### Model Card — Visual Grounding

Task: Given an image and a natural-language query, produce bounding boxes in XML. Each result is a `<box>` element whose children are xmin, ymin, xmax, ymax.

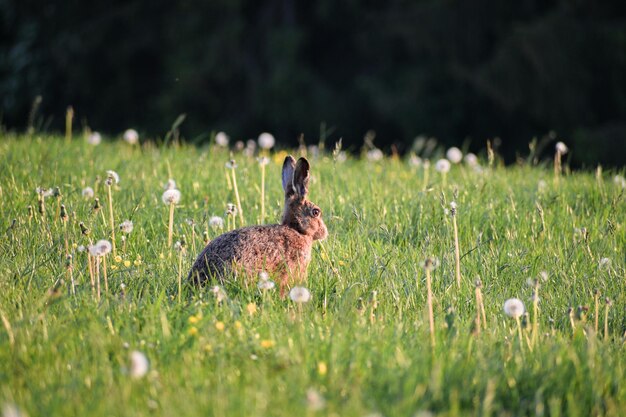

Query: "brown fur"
<box><xmin>188</xmin><ymin>156</ymin><xmax>327</xmax><ymax>295</ymax></box>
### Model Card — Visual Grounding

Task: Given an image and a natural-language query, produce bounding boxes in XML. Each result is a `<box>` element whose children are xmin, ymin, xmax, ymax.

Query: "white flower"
<box><xmin>613</xmin><ymin>175</ymin><xmax>626</xmax><ymax>188</ymax></box>
<box><xmin>164</xmin><ymin>178</ymin><xmax>176</xmax><ymax>190</ymax></box>
<box><xmin>366</xmin><ymin>148</ymin><xmax>384</xmax><ymax>162</ymax></box>
<box><xmin>174</xmin><ymin>241</ymin><xmax>184</xmax><ymax>252</ymax></box>
<box><xmin>225</xmin><ymin>160</ymin><xmax>238</xmax><ymax>169</ymax></box>
<box><xmin>539</xmin><ymin>271</ymin><xmax>549</xmax><ymax>282</ymax></box>
<box><xmin>225</xmin><ymin>203</ymin><xmax>237</xmax><ymax>217</ymax></box>
<box><xmin>215</xmin><ymin>131</ymin><xmax>230</xmax><ymax>147</ymax></box>
<box><xmin>89</xmin><ymin>240</ymin><xmax>112</xmax><ymax>257</ymax></box>
<box><xmin>555</xmin><ymin>141</ymin><xmax>568</xmax><ymax>154</ymax></box>
<box><xmin>258</xmin><ymin>280</ymin><xmax>275</xmax><ymax>290</ymax></box>
<box><xmin>129</xmin><ymin>350</ymin><xmax>149</xmax><ymax>379</ymax></box>
<box><xmin>464</xmin><ymin>153</ymin><xmax>478</xmax><ymax>167</ymax></box>
<box><xmin>77</xmin><ymin>245</ymin><xmax>86</xmax><ymax>252</ymax></box>
<box><xmin>289</xmin><ymin>286</ymin><xmax>311</xmax><ymax>303</ymax></box>
<box><xmin>36</xmin><ymin>187</ymin><xmax>54</xmax><ymax>198</ymax></box>
<box><xmin>409</xmin><ymin>155</ymin><xmax>422</xmax><ymax>167</ymax></box>
<box><xmin>106</xmin><ymin>170</ymin><xmax>120</xmax><ymax>185</ymax></box>
<box><xmin>211</xmin><ymin>286</ymin><xmax>227</xmax><ymax>303</ymax></box>
<box><xmin>209</xmin><ymin>216</ymin><xmax>224</xmax><ymax>229</ymax></box>
<box><xmin>259</xmin><ymin>271</ymin><xmax>270</xmax><ymax>281</ymax></box>
<box><xmin>87</xmin><ymin>132</ymin><xmax>101</xmax><ymax>145</ymax></box>
<box><xmin>123</xmin><ymin>129</ymin><xmax>139</xmax><ymax>145</ymax></box>
<box><xmin>446</xmin><ymin>147</ymin><xmax>463</xmax><ymax>164</ymax></box>
<box><xmin>537</xmin><ymin>180</ymin><xmax>547</xmax><ymax>192</ymax></box>
<box><xmin>503</xmin><ymin>298</ymin><xmax>525</xmax><ymax>319</ymax></box>
<box><xmin>257</xmin><ymin>156</ymin><xmax>270</xmax><ymax>166</ymax></box>
<box><xmin>119</xmin><ymin>220</ymin><xmax>133</xmax><ymax>234</ymax></box>
<box><xmin>162</xmin><ymin>189</ymin><xmax>181</xmax><ymax>205</ymax></box>
<box><xmin>434</xmin><ymin>158</ymin><xmax>451</xmax><ymax>173</ymax></box>
<box><xmin>599</xmin><ymin>257</ymin><xmax>611</xmax><ymax>268</ymax></box>
<box><xmin>82</xmin><ymin>187</ymin><xmax>95</xmax><ymax>199</ymax></box>
<box><xmin>258</xmin><ymin>132</ymin><xmax>275</xmax><ymax>149</ymax></box>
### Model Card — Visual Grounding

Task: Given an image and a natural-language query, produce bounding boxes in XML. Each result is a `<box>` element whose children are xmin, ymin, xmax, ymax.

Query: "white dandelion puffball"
<box><xmin>259</xmin><ymin>271</ymin><xmax>270</xmax><ymax>281</ymax></box>
<box><xmin>129</xmin><ymin>350</ymin><xmax>149</xmax><ymax>379</ymax></box>
<box><xmin>446</xmin><ymin>147</ymin><xmax>463</xmax><ymax>164</ymax></box>
<box><xmin>289</xmin><ymin>286</ymin><xmax>311</xmax><ymax>303</ymax></box>
<box><xmin>409</xmin><ymin>155</ymin><xmax>422</xmax><ymax>167</ymax></box>
<box><xmin>119</xmin><ymin>220</ymin><xmax>133</xmax><ymax>234</ymax></box>
<box><xmin>164</xmin><ymin>178</ymin><xmax>177</xmax><ymax>190</ymax></box>
<box><xmin>211</xmin><ymin>286</ymin><xmax>227</xmax><ymax>303</ymax></box>
<box><xmin>87</xmin><ymin>132</ymin><xmax>101</xmax><ymax>145</ymax></box>
<box><xmin>225</xmin><ymin>160</ymin><xmax>238</xmax><ymax>169</ymax></box>
<box><xmin>599</xmin><ymin>257</ymin><xmax>611</xmax><ymax>268</ymax></box>
<box><xmin>464</xmin><ymin>153</ymin><xmax>478</xmax><ymax>167</ymax></box>
<box><xmin>208</xmin><ymin>216</ymin><xmax>224</xmax><ymax>229</ymax></box>
<box><xmin>89</xmin><ymin>240</ymin><xmax>112</xmax><ymax>257</ymax></box>
<box><xmin>435</xmin><ymin>158</ymin><xmax>451</xmax><ymax>173</ymax></box>
<box><xmin>366</xmin><ymin>148</ymin><xmax>384</xmax><ymax>162</ymax></box>
<box><xmin>258</xmin><ymin>279</ymin><xmax>275</xmax><ymax>290</ymax></box>
<box><xmin>257</xmin><ymin>156</ymin><xmax>270</xmax><ymax>166</ymax></box>
<box><xmin>306</xmin><ymin>388</ymin><xmax>326</xmax><ymax>411</ymax></box>
<box><xmin>613</xmin><ymin>175</ymin><xmax>626</xmax><ymax>188</ymax></box>
<box><xmin>123</xmin><ymin>129</ymin><xmax>139</xmax><ymax>145</ymax></box>
<box><xmin>106</xmin><ymin>170</ymin><xmax>120</xmax><ymax>185</ymax></box>
<box><xmin>215</xmin><ymin>131</ymin><xmax>230</xmax><ymax>147</ymax></box>
<box><xmin>503</xmin><ymin>298</ymin><xmax>525</xmax><ymax>319</ymax></box>
<box><xmin>555</xmin><ymin>141</ymin><xmax>568</xmax><ymax>154</ymax></box>
<box><xmin>258</xmin><ymin>132</ymin><xmax>275</xmax><ymax>150</ymax></box>
<box><xmin>162</xmin><ymin>189</ymin><xmax>181</xmax><ymax>205</ymax></box>
<box><xmin>82</xmin><ymin>187</ymin><xmax>94</xmax><ymax>199</ymax></box>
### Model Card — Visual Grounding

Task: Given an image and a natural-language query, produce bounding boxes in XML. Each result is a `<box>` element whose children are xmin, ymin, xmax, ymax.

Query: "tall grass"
<box><xmin>0</xmin><ymin>134</ymin><xmax>624</xmax><ymax>417</ymax></box>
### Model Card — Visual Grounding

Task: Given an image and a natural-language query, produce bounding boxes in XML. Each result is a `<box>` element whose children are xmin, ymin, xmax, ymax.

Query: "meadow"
<box><xmin>0</xmin><ymin>133</ymin><xmax>624</xmax><ymax>417</ymax></box>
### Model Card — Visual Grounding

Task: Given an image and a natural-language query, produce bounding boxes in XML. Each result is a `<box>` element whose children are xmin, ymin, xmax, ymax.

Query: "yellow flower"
<box><xmin>215</xmin><ymin>321</ymin><xmax>225</xmax><ymax>331</ymax></box>
<box><xmin>159</xmin><ymin>253</ymin><xmax>165</xmax><ymax>259</ymax></box>
<box><xmin>246</xmin><ymin>303</ymin><xmax>257</xmax><ymax>316</ymax></box>
<box><xmin>133</xmin><ymin>259</ymin><xmax>142</xmax><ymax>267</ymax></box>
<box><xmin>234</xmin><ymin>321</ymin><xmax>242</xmax><ymax>329</ymax></box>
<box><xmin>318</xmin><ymin>361</ymin><xmax>328</xmax><ymax>376</ymax></box>
<box><xmin>188</xmin><ymin>315</ymin><xmax>200</xmax><ymax>324</ymax></box>
<box><xmin>114</xmin><ymin>255</ymin><xmax>122</xmax><ymax>263</ymax></box>
<box><xmin>260</xmin><ymin>340</ymin><xmax>274</xmax><ymax>348</ymax></box>
<box><xmin>136</xmin><ymin>254</ymin><xmax>142</xmax><ymax>260</ymax></box>
<box><xmin>203</xmin><ymin>344</ymin><xmax>212</xmax><ymax>352</ymax></box>
<box><xmin>124</xmin><ymin>260</ymin><xmax>131</xmax><ymax>267</ymax></box>
<box><xmin>72</xmin><ymin>243</ymin><xmax>78</xmax><ymax>249</ymax></box>
<box><xmin>188</xmin><ymin>326</ymin><xmax>198</xmax><ymax>336</ymax></box>
<box><xmin>110</xmin><ymin>264</ymin><xmax>118</xmax><ymax>270</ymax></box>
<box><xmin>273</xmin><ymin>150</ymin><xmax>289</xmax><ymax>164</ymax></box>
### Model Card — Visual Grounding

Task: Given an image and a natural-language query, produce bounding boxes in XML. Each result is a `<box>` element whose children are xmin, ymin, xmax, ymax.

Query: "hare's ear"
<box><xmin>293</xmin><ymin>157</ymin><xmax>310</xmax><ymax>198</ymax></box>
<box><xmin>282</xmin><ymin>155</ymin><xmax>297</xmax><ymax>197</ymax></box>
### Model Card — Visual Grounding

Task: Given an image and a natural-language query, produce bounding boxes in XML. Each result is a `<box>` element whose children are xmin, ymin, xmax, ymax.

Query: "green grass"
<box><xmin>0</xmin><ymin>134</ymin><xmax>625</xmax><ymax>417</ymax></box>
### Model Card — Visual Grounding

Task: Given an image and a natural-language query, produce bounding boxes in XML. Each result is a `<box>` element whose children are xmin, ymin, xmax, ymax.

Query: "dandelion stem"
<box><xmin>532</xmin><ymin>284</ymin><xmax>539</xmax><ymax>346</ymax></box>
<box><xmin>426</xmin><ymin>267</ymin><xmax>435</xmax><ymax>348</ymax></box>
<box><xmin>231</xmin><ymin>167</ymin><xmax>245</xmax><ymax>225</ymax></box>
<box><xmin>95</xmin><ymin>257</ymin><xmax>101</xmax><ymax>302</ymax></box>
<box><xmin>604</xmin><ymin>300</ymin><xmax>610</xmax><ymax>341</ymax></box>
<box><xmin>107</xmin><ymin>185</ymin><xmax>116</xmax><ymax>256</ymax></box>
<box><xmin>177</xmin><ymin>249</ymin><xmax>183</xmax><ymax>303</ymax></box>
<box><xmin>515</xmin><ymin>316</ymin><xmax>524</xmax><ymax>352</ymax></box>
<box><xmin>88</xmin><ymin>253</ymin><xmax>95</xmax><ymax>297</ymax></box>
<box><xmin>594</xmin><ymin>291</ymin><xmax>599</xmax><ymax>334</ymax></box>
<box><xmin>452</xmin><ymin>215</ymin><xmax>462</xmax><ymax>289</ymax></box>
<box><xmin>168</xmin><ymin>202</ymin><xmax>175</xmax><ymax>248</ymax></box>
<box><xmin>474</xmin><ymin>286</ymin><xmax>481</xmax><ymax>334</ymax></box>
<box><xmin>102</xmin><ymin>255</ymin><xmax>109</xmax><ymax>295</ymax></box>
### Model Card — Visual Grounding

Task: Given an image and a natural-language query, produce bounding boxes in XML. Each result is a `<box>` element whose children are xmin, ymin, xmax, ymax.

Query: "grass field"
<box><xmin>0</xmin><ymin>134</ymin><xmax>624</xmax><ymax>417</ymax></box>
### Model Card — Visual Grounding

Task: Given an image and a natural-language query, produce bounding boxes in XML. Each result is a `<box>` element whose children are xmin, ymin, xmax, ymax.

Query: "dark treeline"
<box><xmin>1</xmin><ymin>0</ymin><xmax>626</xmax><ymax>166</ymax></box>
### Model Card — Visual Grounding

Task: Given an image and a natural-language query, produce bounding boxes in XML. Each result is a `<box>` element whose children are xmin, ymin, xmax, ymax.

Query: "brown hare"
<box><xmin>188</xmin><ymin>155</ymin><xmax>327</xmax><ymax>295</ymax></box>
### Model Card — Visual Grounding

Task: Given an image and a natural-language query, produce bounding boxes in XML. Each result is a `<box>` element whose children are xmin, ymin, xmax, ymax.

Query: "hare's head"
<box><xmin>281</xmin><ymin>156</ymin><xmax>328</xmax><ymax>241</ymax></box>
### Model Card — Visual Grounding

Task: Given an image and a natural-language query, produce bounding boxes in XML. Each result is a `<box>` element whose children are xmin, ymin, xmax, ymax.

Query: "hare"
<box><xmin>188</xmin><ymin>155</ymin><xmax>328</xmax><ymax>295</ymax></box>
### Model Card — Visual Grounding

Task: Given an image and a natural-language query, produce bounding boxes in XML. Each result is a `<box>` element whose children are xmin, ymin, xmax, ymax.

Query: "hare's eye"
<box><xmin>311</xmin><ymin>208</ymin><xmax>321</xmax><ymax>217</ymax></box>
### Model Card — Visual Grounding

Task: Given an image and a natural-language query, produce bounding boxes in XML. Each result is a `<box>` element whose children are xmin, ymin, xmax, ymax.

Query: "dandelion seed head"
<box><xmin>119</xmin><ymin>220</ymin><xmax>133</xmax><ymax>234</ymax></box>
<box><xmin>82</xmin><ymin>187</ymin><xmax>94</xmax><ymax>199</ymax></box>
<box><xmin>408</xmin><ymin>155</ymin><xmax>422</xmax><ymax>167</ymax></box>
<box><xmin>366</xmin><ymin>148</ymin><xmax>384</xmax><ymax>162</ymax></box>
<box><xmin>129</xmin><ymin>350</ymin><xmax>149</xmax><ymax>379</ymax></box>
<box><xmin>613</xmin><ymin>175</ymin><xmax>626</xmax><ymax>188</ymax></box>
<box><xmin>258</xmin><ymin>132</ymin><xmax>275</xmax><ymax>149</ymax></box>
<box><xmin>435</xmin><ymin>158</ymin><xmax>451</xmax><ymax>173</ymax></box>
<box><xmin>423</xmin><ymin>257</ymin><xmax>439</xmax><ymax>271</ymax></box>
<box><xmin>89</xmin><ymin>239</ymin><xmax>112</xmax><ymax>257</ymax></box>
<box><xmin>225</xmin><ymin>160</ymin><xmax>238</xmax><ymax>169</ymax></box>
<box><xmin>123</xmin><ymin>129</ymin><xmax>139</xmax><ymax>145</ymax></box>
<box><xmin>289</xmin><ymin>286</ymin><xmax>311</xmax><ymax>303</ymax></box>
<box><xmin>162</xmin><ymin>189</ymin><xmax>181</xmax><ymax>205</ymax></box>
<box><xmin>211</xmin><ymin>286</ymin><xmax>227</xmax><ymax>303</ymax></box>
<box><xmin>464</xmin><ymin>153</ymin><xmax>478</xmax><ymax>167</ymax></box>
<box><xmin>87</xmin><ymin>132</ymin><xmax>101</xmax><ymax>145</ymax></box>
<box><xmin>106</xmin><ymin>170</ymin><xmax>120</xmax><ymax>185</ymax></box>
<box><xmin>208</xmin><ymin>216</ymin><xmax>224</xmax><ymax>229</ymax></box>
<box><xmin>446</xmin><ymin>147</ymin><xmax>463</xmax><ymax>164</ymax></box>
<box><xmin>555</xmin><ymin>141</ymin><xmax>568</xmax><ymax>154</ymax></box>
<box><xmin>306</xmin><ymin>388</ymin><xmax>326</xmax><ymax>411</ymax></box>
<box><xmin>258</xmin><ymin>279</ymin><xmax>275</xmax><ymax>291</ymax></box>
<box><xmin>225</xmin><ymin>203</ymin><xmax>237</xmax><ymax>217</ymax></box>
<box><xmin>599</xmin><ymin>257</ymin><xmax>611</xmax><ymax>268</ymax></box>
<box><xmin>164</xmin><ymin>178</ymin><xmax>177</xmax><ymax>190</ymax></box>
<box><xmin>257</xmin><ymin>156</ymin><xmax>270</xmax><ymax>166</ymax></box>
<box><xmin>215</xmin><ymin>131</ymin><xmax>229</xmax><ymax>147</ymax></box>
<box><xmin>503</xmin><ymin>298</ymin><xmax>525</xmax><ymax>319</ymax></box>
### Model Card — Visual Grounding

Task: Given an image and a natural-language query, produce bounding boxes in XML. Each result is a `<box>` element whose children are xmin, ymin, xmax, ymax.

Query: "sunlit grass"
<box><xmin>0</xmin><ymin>133</ymin><xmax>624</xmax><ymax>416</ymax></box>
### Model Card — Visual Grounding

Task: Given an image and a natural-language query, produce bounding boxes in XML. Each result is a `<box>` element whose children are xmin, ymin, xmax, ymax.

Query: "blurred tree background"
<box><xmin>1</xmin><ymin>0</ymin><xmax>625</xmax><ymax>166</ymax></box>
